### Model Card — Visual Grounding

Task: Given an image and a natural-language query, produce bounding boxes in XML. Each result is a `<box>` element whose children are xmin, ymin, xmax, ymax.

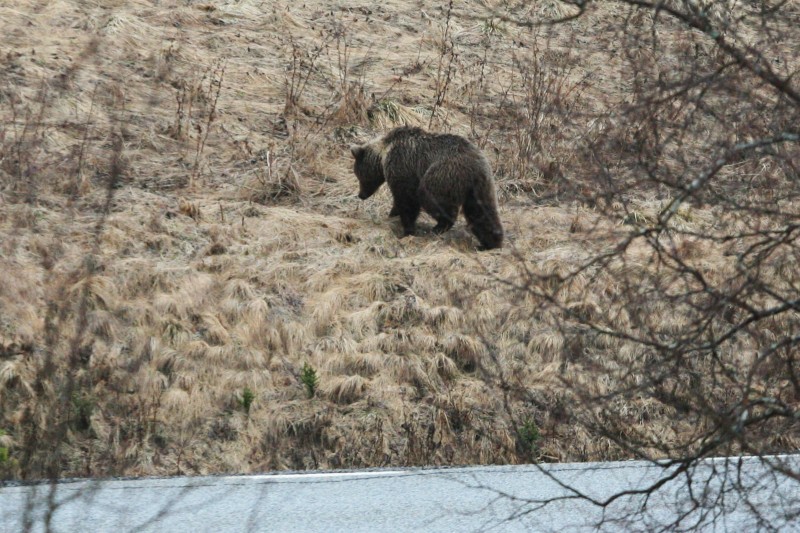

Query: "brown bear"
<box><xmin>350</xmin><ymin>126</ymin><xmax>504</xmax><ymax>250</ymax></box>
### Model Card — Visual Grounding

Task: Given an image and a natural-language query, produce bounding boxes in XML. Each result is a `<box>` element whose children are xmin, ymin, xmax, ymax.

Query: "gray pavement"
<box><xmin>1</xmin><ymin>455</ymin><xmax>798</xmax><ymax>532</ymax></box>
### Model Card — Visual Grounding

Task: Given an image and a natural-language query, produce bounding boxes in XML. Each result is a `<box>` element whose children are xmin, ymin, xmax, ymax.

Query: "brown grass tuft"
<box><xmin>322</xmin><ymin>375</ymin><xmax>368</xmax><ymax>404</ymax></box>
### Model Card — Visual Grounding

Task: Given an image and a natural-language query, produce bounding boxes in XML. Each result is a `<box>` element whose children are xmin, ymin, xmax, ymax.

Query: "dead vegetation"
<box><xmin>0</xmin><ymin>0</ymin><xmax>798</xmax><ymax>483</ymax></box>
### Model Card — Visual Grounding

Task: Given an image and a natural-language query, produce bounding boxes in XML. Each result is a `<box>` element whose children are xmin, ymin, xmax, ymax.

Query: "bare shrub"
<box><xmin>480</xmin><ymin>1</ymin><xmax>800</xmax><ymax>529</ymax></box>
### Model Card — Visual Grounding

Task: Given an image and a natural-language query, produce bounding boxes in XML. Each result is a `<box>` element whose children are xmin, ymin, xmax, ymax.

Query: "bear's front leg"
<box><xmin>397</xmin><ymin>200</ymin><xmax>421</xmax><ymax>237</ymax></box>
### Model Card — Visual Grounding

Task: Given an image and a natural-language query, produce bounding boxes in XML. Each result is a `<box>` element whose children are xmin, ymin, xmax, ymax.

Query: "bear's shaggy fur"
<box><xmin>350</xmin><ymin>126</ymin><xmax>504</xmax><ymax>250</ymax></box>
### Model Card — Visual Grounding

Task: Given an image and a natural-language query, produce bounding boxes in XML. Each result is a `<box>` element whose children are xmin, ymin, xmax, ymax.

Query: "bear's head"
<box><xmin>350</xmin><ymin>143</ymin><xmax>385</xmax><ymax>200</ymax></box>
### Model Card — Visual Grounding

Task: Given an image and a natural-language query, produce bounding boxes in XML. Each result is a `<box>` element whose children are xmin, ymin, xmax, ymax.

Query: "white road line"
<box><xmin>238</xmin><ymin>470</ymin><xmax>407</xmax><ymax>482</ymax></box>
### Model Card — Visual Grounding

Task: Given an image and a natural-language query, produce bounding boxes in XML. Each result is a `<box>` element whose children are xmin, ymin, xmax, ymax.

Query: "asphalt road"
<box><xmin>2</xmin><ymin>455</ymin><xmax>798</xmax><ymax>532</ymax></box>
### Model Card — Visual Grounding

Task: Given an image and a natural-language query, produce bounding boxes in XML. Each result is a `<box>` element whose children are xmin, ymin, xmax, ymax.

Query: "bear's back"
<box><xmin>383</xmin><ymin>127</ymin><xmax>482</xmax><ymax>168</ymax></box>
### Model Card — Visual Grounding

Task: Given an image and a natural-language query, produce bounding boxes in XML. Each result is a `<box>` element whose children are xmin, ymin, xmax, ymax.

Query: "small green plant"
<box><xmin>239</xmin><ymin>387</ymin><xmax>255</xmax><ymax>414</ymax></box>
<box><xmin>71</xmin><ymin>392</ymin><xmax>95</xmax><ymax>432</ymax></box>
<box><xmin>0</xmin><ymin>429</ymin><xmax>8</xmax><ymax>464</ymax></box>
<box><xmin>517</xmin><ymin>418</ymin><xmax>541</xmax><ymax>457</ymax></box>
<box><xmin>300</xmin><ymin>362</ymin><xmax>319</xmax><ymax>399</ymax></box>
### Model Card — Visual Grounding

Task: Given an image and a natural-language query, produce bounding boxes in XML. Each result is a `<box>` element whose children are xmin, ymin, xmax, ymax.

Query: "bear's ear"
<box><xmin>350</xmin><ymin>144</ymin><xmax>365</xmax><ymax>159</ymax></box>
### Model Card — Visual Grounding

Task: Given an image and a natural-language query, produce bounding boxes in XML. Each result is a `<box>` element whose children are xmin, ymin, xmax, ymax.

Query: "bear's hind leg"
<box><xmin>431</xmin><ymin>219</ymin><xmax>455</xmax><ymax>234</ymax></box>
<box><xmin>419</xmin><ymin>183</ymin><xmax>459</xmax><ymax>235</ymax></box>
<box><xmin>431</xmin><ymin>210</ymin><xmax>457</xmax><ymax>234</ymax></box>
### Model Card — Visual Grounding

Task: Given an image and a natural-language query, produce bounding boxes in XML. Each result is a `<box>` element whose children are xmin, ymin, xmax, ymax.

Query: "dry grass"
<box><xmin>1</xmin><ymin>0</ymin><xmax>798</xmax><ymax>478</ymax></box>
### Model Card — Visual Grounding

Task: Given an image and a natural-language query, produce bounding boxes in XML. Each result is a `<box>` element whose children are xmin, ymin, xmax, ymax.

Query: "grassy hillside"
<box><xmin>1</xmin><ymin>1</ymin><xmax>798</xmax><ymax>478</ymax></box>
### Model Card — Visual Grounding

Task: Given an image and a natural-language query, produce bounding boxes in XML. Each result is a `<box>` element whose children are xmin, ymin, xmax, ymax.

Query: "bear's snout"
<box><xmin>358</xmin><ymin>192</ymin><xmax>367</xmax><ymax>200</ymax></box>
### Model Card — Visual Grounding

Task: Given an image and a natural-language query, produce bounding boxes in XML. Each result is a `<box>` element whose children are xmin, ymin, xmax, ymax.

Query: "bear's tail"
<box><xmin>463</xmin><ymin>175</ymin><xmax>504</xmax><ymax>250</ymax></box>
